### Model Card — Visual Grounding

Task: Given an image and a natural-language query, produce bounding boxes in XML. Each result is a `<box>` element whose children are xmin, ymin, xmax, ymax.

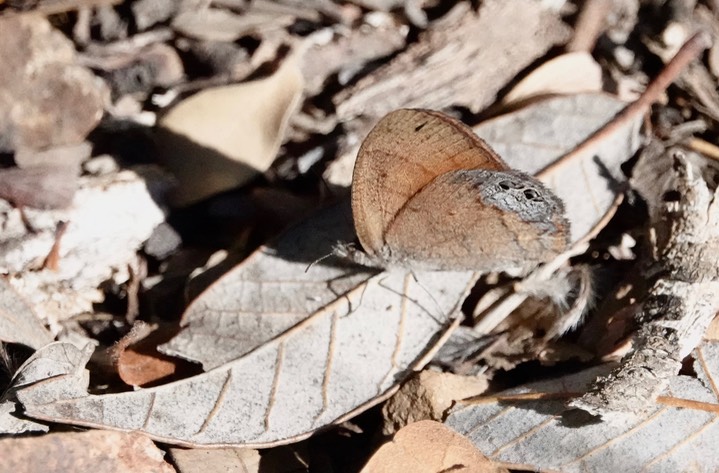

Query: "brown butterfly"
<box><xmin>341</xmin><ymin>109</ymin><xmax>569</xmax><ymax>273</ymax></box>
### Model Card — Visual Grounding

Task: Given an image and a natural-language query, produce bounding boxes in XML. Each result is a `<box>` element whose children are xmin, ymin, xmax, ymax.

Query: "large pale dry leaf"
<box><xmin>445</xmin><ymin>340</ymin><xmax>719</xmax><ymax>473</ymax></box>
<box><xmin>0</xmin><ymin>278</ymin><xmax>53</xmax><ymax>349</ymax></box>
<box><xmin>161</xmin><ymin>201</ymin><xmax>373</xmax><ymax>370</ymax></box>
<box><xmin>360</xmin><ymin>420</ymin><xmax>506</xmax><ymax>473</ymax></box>
<box><xmin>0</xmin><ymin>429</ymin><xmax>174</xmax><ymax>473</ymax></box>
<box><xmin>474</xmin><ymin>93</ymin><xmax>643</xmax><ymax>241</ymax></box>
<box><xmin>157</xmin><ymin>57</ymin><xmax>303</xmax><ymax>206</ymax></box>
<box><xmin>17</xmin><ymin>203</ymin><xmax>478</xmax><ymax>447</ymax></box>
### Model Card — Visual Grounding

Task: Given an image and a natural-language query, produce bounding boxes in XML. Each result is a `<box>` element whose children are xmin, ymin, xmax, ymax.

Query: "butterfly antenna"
<box><xmin>305</xmin><ymin>251</ymin><xmax>335</xmax><ymax>273</ymax></box>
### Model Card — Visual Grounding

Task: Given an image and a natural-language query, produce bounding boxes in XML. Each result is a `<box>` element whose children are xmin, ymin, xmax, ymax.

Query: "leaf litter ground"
<box><xmin>2</xmin><ymin>1</ymin><xmax>719</xmax><ymax>472</ymax></box>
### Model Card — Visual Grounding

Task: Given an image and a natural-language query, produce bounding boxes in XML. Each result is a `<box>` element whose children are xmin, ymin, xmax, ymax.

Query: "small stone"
<box><xmin>144</xmin><ymin>223</ymin><xmax>182</xmax><ymax>260</ymax></box>
<box><xmin>0</xmin><ymin>16</ymin><xmax>107</xmax><ymax>153</ymax></box>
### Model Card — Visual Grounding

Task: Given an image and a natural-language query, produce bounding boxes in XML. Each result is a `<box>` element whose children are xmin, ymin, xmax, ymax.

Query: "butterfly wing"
<box><xmin>351</xmin><ymin>109</ymin><xmax>508</xmax><ymax>256</ymax></box>
<box><xmin>382</xmin><ymin>169</ymin><xmax>569</xmax><ymax>272</ymax></box>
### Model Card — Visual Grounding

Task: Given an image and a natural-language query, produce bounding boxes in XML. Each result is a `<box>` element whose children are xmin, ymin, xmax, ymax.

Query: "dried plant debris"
<box><xmin>15</xmin><ymin>203</ymin><xmax>478</xmax><ymax>447</ymax></box>
<box><xmin>3</xmin><ymin>0</ymin><xmax>719</xmax><ymax>470</ymax></box>
<box><xmin>334</xmin><ymin>0</ymin><xmax>571</xmax><ymax>121</ymax></box>
<box><xmin>360</xmin><ymin>420</ymin><xmax>507</xmax><ymax>473</ymax></box>
<box><xmin>1</xmin><ymin>168</ymin><xmax>169</xmax><ymax>324</ymax></box>
<box><xmin>571</xmin><ymin>152</ymin><xmax>719</xmax><ymax>416</ymax></box>
<box><xmin>156</xmin><ymin>56</ymin><xmax>303</xmax><ymax>206</ymax></box>
<box><xmin>446</xmin><ymin>340</ymin><xmax>719</xmax><ymax>473</ymax></box>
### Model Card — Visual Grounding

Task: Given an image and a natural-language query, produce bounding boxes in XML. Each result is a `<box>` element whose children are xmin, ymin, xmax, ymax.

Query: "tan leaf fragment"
<box><xmin>169</xmin><ymin>447</ymin><xmax>260</xmax><ymax>473</ymax></box>
<box><xmin>500</xmin><ymin>52</ymin><xmax>603</xmax><ymax>107</ymax></box>
<box><xmin>446</xmin><ymin>340</ymin><xmax>719</xmax><ymax>473</ymax></box>
<box><xmin>0</xmin><ymin>430</ymin><xmax>174</xmax><ymax>473</ymax></box>
<box><xmin>334</xmin><ymin>0</ymin><xmax>571</xmax><ymax>120</ymax></box>
<box><xmin>382</xmin><ymin>370</ymin><xmax>489</xmax><ymax>435</ymax></box>
<box><xmin>114</xmin><ymin>322</ymin><xmax>186</xmax><ymax>387</ymax></box>
<box><xmin>0</xmin><ymin>278</ymin><xmax>53</xmax><ymax>349</ymax></box>
<box><xmin>157</xmin><ymin>56</ymin><xmax>303</xmax><ymax>206</ymax></box>
<box><xmin>361</xmin><ymin>420</ymin><xmax>507</xmax><ymax>473</ymax></box>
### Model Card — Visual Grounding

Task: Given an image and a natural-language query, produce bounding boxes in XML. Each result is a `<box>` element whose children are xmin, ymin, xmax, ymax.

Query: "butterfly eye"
<box><xmin>524</xmin><ymin>188</ymin><xmax>541</xmax><ymax>201</ymax></box>
<box><xmin>498</xmin><ymin>180</ymin><xmax>521</xmax><ymax>190</ymax></box>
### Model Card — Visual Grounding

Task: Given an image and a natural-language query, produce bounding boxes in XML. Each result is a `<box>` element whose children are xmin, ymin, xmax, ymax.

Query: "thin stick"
<box><xmin>685</xmin><ymin>137</ymin><xmax>719</xmax><ymax>161</ymax></box>
<box><xmin>567</xmin><ymin>0</ymin><xmax>612</xmax><ymax>53</ymax></box>
<box><xmin>42</xmin><ymin>220</ymin><xmax>69</xmax><ymax>271</ymax></box>
<box><xmin>538</xmin><ymin>31</ymin><xmax>713</xmax><ymax>180</ymax></box>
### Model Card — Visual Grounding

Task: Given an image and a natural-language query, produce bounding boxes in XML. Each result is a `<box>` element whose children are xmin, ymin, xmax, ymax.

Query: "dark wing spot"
<box><xmin>415</xmin><ymin>122</ymin><xmax>428</xmax><ymax>132</ymax></box>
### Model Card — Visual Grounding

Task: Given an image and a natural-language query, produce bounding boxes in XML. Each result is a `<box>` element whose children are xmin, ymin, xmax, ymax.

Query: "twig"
<box><xmin>538</xmin><ymin>31</ymin><xmax>713</xmax><ymax>180</ymax></box>
<box><xmin>42</xmin><ymin>221</ymin><xmax>69</xmax><ymax>271</ymax></box>
<box><xmin>570</xmin><ymin>154</ymin><xmax>719</xmax><ymax>416</ymax></box>
<box><xmin>567</xmin><ymin>0</ymin><xmax>612</xmax><ymax>52</ymax></box>
<box><xmin>685</xmin><ymin>137</ymin><xmax>719</xmax><ymax>161</ymax></box>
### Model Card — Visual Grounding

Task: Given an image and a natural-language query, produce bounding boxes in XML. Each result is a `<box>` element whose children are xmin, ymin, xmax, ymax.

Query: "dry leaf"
<box><xmin>360</xmin><ymin>420</ymin><xmax>506</xmax><ymax>473</ymax></box>
<box><xmin>157</xmin><ymin>55</ymin><xmax>303</xmax><ymax>206</ymax></box>
<box><xmin>0</xmin><ymin>399</ymin><xmax>48</xmax><ymax>435</ymax></box>
<box><xmin>1</xmin><ymin>342</ymin><xmax>92</xmax><ymax>435</ymax></box>
<box><xmin>445</xmin><ymin>340</ymin><xmax>719</xmax><ymax>473</ymax></box>
<box><xmin>114</xmin><ymin>323</ymin><xmax>186</xmax><ymax>387</ymax></box>
<box><xmin>16</xmin><ymin>202</ymin><xmax>478</xmax><ymax>447</ymax></box>
<box><xmin>0</xmin><ymin>429</ymin><xmax>174</xmax><ymax>473</ymax></box>
<box><xmin>474</xmin><ymin>93</ymin><xmax>642</xmax><ymax>241</ymax></box>
<box><xmin>160</xmin><ymin>200</ymin><xmax>372</xmax><ymax>369</ymax></box>
<box><xmin>500</xmin><ymin>52</ymin><xmax>603</xmax><ymax>107</ymax></box>
<box><xmin>0</xmin><ymin>278</ymin><xmax>53</xmax><ymax>349</ymax></box>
